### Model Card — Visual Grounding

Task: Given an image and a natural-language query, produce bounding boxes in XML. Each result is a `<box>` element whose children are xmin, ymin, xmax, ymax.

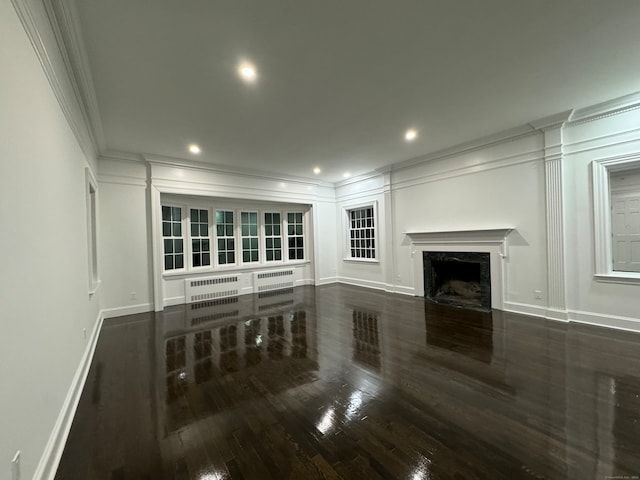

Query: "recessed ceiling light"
<box><xmin>343</xmin><ymin>172</ymin><xmax>351</xmax><ymax>178</ymax></box>
<box><xmin>313</xmin><ymin>167</ymin><xmax>321</xmax><ymax>175</ymax></box>
<box><xmin>238</xmin><ymin>62</ymin><xmax>257</xmax><ymax>82</ymax></box>
<box><xmin>188</xmin><ymin>144</ymin><xmax>201</xmax><ymax>154</ymax></box>
<box><xmin>405</xmin><ymin>129</ymin><xmax>417</xmax><ymax>141</ymax></box>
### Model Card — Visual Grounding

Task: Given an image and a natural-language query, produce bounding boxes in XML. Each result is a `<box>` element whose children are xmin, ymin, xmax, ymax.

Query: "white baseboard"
<box><xmin>503</xmin><ymin>301</ymin><xmax>547</xmax><ymax>318</ymax></box>
<box><xmin>316</xmin><ymin>276</ymin><xmax>338</xmax><ymax>286</ymax></box>
<box><xmin>337</xmin><ymin>276</ymin><xmax>388</xmax><ymax>292</ymax></box>
<box><xmin>389</xmin><ymin>285</ymin><xmax>416</xmax><ymax>296</ymax></box>
<box><xmin>102</xmin><ymin>302</ymin><xmax>153</xmax><ymax>318</ymax></box>
<box><xmin>163</xmin><ymin>296</ymin><xmax>185</xmax><ymax>307</ymax></box>
<box><xmin>34</xmin><ymin>310</ymin><xmax>103</xmax><ymax>480</ymax></box>
<box><xmin>568</xmin><ymin>309</ymin><xmax>640</xmax><ymax>332</ymax></box>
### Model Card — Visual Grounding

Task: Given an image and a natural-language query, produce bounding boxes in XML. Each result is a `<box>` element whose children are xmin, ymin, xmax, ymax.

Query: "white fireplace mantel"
<box><xmin>405</xmin><ymin>228</ymin><xmax>515</xmax><ymax>310</ymax></box>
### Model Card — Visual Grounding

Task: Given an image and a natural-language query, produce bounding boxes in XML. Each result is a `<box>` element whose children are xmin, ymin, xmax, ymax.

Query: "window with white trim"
<box><xmin>287</xmin><ymin>212</ymin><xmax>304</xmax><ymax>260</ymax></box>
<box><xmin>346</xmin><ymin>205</ymin><xmax>376</xmax><ymax>260</ymax></box>
<box><xmin>190</xmin><ymin>208</ymin><xmax>211</xmax><ymax>268</ymax></box>
<box><xmin>592</xmin><ymin>154</ymin><xmax>640</xmax><ymax>281</ymax></box>
<box><xmin>160</xmin><ymin>198</ymin><xmax>309</xmax><ymax>273</ymax></box>
<box><xmin>241</xmin><ymin>211</ymin><xmax>259</xmax><ymax>263</ymax></box>
<box><xmin>215</xmin><ymin>210</ymin><xmax>235</xmax><ymax>266</ymax></box>
<box><xmin>162</xmin><ymin>206</ymin><xmax>184</xmax><ymax>270</ymax></box>
<box><xmin>264</xmin><ymin>212</ymin><xmax>282</xmax><ymax>261</ymax></box>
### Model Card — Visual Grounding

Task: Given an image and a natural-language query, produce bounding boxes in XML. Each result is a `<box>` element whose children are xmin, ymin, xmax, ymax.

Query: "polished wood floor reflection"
<box><xmin>55</xmin><ymin>285</ymin><xmax>640</xmax><ymax>479</ymax></box>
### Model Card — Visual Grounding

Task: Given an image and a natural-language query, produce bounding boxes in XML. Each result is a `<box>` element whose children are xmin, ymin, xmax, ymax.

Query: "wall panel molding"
<box><xmin>33</xmin><ymin>311</ymin><xmax>103</xmax><ymax>480</ymax></box>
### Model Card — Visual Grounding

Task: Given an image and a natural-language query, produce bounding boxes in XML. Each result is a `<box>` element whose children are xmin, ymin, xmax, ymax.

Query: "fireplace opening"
<box><xmin>423</xmin><ymin>252</ymin><xmax>491</xmax><ymax>310</ymax></box>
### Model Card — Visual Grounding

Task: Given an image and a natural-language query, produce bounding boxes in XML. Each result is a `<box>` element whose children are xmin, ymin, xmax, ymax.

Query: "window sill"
<box><xmin>162</xmin><ymin>260</ymin><xmax>311</xmax><ymax>279</ymax></box>
<box><xmin>342</xmin><ymin>258</ymin><xmax>380</xmax><ymax>264</ymax></box>
<box><xmin>594</xmin><ymin>272</ymin><xmax>640</xmax><ymax>285</ymax></box>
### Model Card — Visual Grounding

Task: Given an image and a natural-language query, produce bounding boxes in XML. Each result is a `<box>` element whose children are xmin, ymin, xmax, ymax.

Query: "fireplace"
<box><xmin>423</xmin><ymin>251</ymin><xmax>491</xmax><ymax>310</ymax></box>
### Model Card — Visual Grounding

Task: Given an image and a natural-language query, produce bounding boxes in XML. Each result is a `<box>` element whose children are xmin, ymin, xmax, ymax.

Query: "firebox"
<box><xmin>423</xmin><ymin>251</ymin><xmax>491</xmax><ymax>310</ymax></box>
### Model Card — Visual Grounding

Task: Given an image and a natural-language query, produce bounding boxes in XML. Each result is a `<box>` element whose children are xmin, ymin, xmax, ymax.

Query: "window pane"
<box><xmin>164</xmin><ymin>239</ymin><xmax>173</xmax><ymax>253</ymax></box>
<box><xmin>202</xmin><ymin>253</ymin><xmax>210</xmax><ymax>265</ymax></box>
<box><xmin>200</xmin><ymin>224</ymin><xmax>208</xmax><ymax>236</ymax></box>
<box><xmin>202</xmin><ymin>239</ymin><xmax>209</xmax><ymax>252</ymax></box>
<box><xmin>200</xmin><ymin>210</ymin><xmax>208</xmax><ymax>223</ymax></box>
<box><xmin>241</xmin><ymin>212</ymin><xmax>248</xmax><ymax>223</ymax></box>
<box><xmin>243</xmin><ymin>251</ymin><xmax>250</xmax><ymax>262</ymax></box>
<box><xmin>267</xmin><ymin>251</ymin><xmax>273</xmax><ymax>261</ymax></box>
<box><xmin>193</xmin><ymin>254</ymin><xmax>201</xmax><ymax>267</ymax></box>
<box><xmin>274</xmin><ymin>225</ymin><xmax>281</xmax><ymax>235</ymax></box>
<box><xmin>216</xmin><ymin>211</ymin><xmax>224</xmax><ymax>224</ymax></box>
<box><xmin>250</xmin><ymin>225</ymin><xmax>257</xmax><ymax>236</ymax></box>
<box><xmin>226</xmin><ymin>225</ymin><xmax>234</xmax><ymax>236</ymax></box>
<box><xmin>216</xmin><ymin>225</ymin><xmax>224</xmax><ymax>236</ymax></box>
<box><xmin>289</xmin><ymin>248</ymin><xmax>295</xmax><ymax>258</ymax></box>
<box><xmin>191</xmin><ymin>224</ymin><xmax>199</xmax><ymax>237</ymax></box>
<box><xmin>251</xmin><ymin>238</ymin><xmax>258</xmax><ymax>249</ymax></box>
<box><xmin>172</xmin><ymin>207</ymin><xmax>181</xmax><ymax>220</ymax></box>
<box><xmin>163</xmin><ymin>223</ymin><xmax>171</xmax><ymax>236</ymax></box>
<box><xmin>227</xmin><ymin>239</ymin><xmax>235</xmax><ymax>250</ymax></box>
<box><xmin>192</xmin><ymin>239</ymin><xmax>200</xmax><ymax>253</ymax></box>
<box><xmin>228</xmin><ymin>252</ymin><xmax>235</xmax><ymax>263</ymax></box>
<box><xmin>162</xmin><ymin>206</ymin><xmax>171</xmax><ymax>221</ymax></box>
<box><xmin>266</xmin><ymin>238</ymin><xmax>273</xmax><ymax>248</ymax></box>
<box><xmin>175</xmin><ymin>255</ymin><xmax>184</xmax><ymax>269</ymax></box>
<box><xmin>242</xmin><ymin>225</ymin><xmax>249</xmax><ymax>236</ymax></box>
<box><xmin>218</xmin><ymin>239</ymin><xmax>225</xmax><ymax>250</ymax></box>
<box><xmin>266</xmin><ymin>225</ymin><xmax>273</xmax><ymax>236</ymax></box>
<box><xmin>218</xmin><ymin>253</ymin><xmax>226</xmax><ymax>264</ymax></box>
<box><xmin>275</xmin><ymin>251</ymin><xmax>281</xmax><ymax>261</ymax></box>
<box><xmin>190</xmin><ymin>209</ymin><xmax>199</xmax><ymax>222</ymax></box>
<box><xmin>296</xmin><ymin>225</ymin><xmax>302</xmax><ymax>235</ymax></box>
<box><xmin>273</xmin><ymin>213</ymin><xmax>280</xmax><ymax>223</ymax></box>
<box><xmin>226</xmin><ymin>211</ymin><xmax>233</xmax><ymax>223</ymax></box>
<box><xmin>288</xmin><ymin>225</ymin><xmax>295</xmax><ymax>235</ymax></box>
<box><xmin>175</xmin><ymin>240</ymin><xmax>183</xmax><ymax>254</ymax></box>
<box><xmin>288</xmin><ymin>213</ymin><xmax>294</xmax><ymax>223</ymax></box>
<box><xmin>251</xmin><ymin>251</ymin><xmax>258</xmax><ymax>262</ymax></box>
<box><xmin>242</xmin><ymin>238</ymin><xmax>249</xmax><ymax>249</ymax></box>
<box><xmin>173</xmin><ymin>223</ymin><xmax>182</xmax><ymax>236</ymax></box>
<box><xmin>275</xmin><ymin>238</ymin><xmax>281</xmax><ymax>248</ymax></box>
<box><xmin>295</xmin><ymin>213</ymin><xmax>302</xmax><ymax>222</ymax></box>
<box><xmin>165</xmin><ymin>255</ymin><xmax>173</xmax><ymax>270</ymax></box>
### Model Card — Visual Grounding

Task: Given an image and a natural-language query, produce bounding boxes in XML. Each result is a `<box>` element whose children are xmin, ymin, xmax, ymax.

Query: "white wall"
<box><xmin>97</xmin><ymin>156</ymin><xmax>338</xmax><ymax>314</ymax></box>
<box><xmin>0</xmin><ymin>2</ymin><xmax>100</xmax><ymax>478</ymax></box>
<box><xmin>564</xmin><ymin>107</ymin><xmax>640</xmax><ymax>327</ymax></box>
<box><xmin>98</xmin><ymin>158</ymin><xmax>152</xmax><ymax>317</ymax></box>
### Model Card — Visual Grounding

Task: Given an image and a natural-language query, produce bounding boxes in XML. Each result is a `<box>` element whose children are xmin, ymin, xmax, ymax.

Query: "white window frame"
<box><xmin>214</xmin><ymin>209</ymin><xmax>237</xmax><ymax>268</ymax></box>
<box><xmin>285</xmin><ymin>211</ymin><xmax>306</xmax><ymax>261</ymax></box>
<box><xmin>263</xmin><ymin>211</ymin><xmax>284</xmax><ymax>263</ymax></box>
<box><xmin>85</xmin><ymin>168</ymin><xmax>100</xmax><ymax>294</ymax></box>
<box><xmin>240</xmin><ymin>210</ymin><xmax>260</xmax><ymax>264</ymax></box>
<box><xmin>592</xmin><ymin>153</ymin><xmax>640</xmax><ymax>284</ymax></box>
<box><xmin>189</xmin><ymin>207</ymin><xmax>212</xmax><ymax>270</ymax></box>
<box><xmin>162</xmin><ymin>203</ymin><xmax>186</xmax><ymax>272</ymax></box>
<box><xmin>343</xmin><ymin>201</ymin><xmax>379</xmax><ymax>263</ymax></box>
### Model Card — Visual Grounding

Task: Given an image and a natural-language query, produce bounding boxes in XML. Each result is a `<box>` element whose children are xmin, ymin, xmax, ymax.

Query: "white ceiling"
<box><xmin>72</xmin><ymin>0</ymin><xmax>640</xmax><ymax>183</ymax></box>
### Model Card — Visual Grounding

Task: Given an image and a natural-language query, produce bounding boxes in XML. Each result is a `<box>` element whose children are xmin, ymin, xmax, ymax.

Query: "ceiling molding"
<box><xmin>44</xmin><ymin>0</ymin><xmax>106</xmax><ymax>153</ymax></box>
<box><xmin>10</xmin><ymin>0</ymin><xmax>97</xmax><ymax>162</ymax></box>
<box><xmin>567</xmin><ymin>90</ymin><xmax>640</xmax><ymax>126</ymax></box>
<box><xmin>143</xmin><ymin>153</ymin><xmax>336</xmax><ymax>189</ymax></box>
<box><xmin>528</xmin><ymin>110</ymin><xmax>573</xmax><ymax>132</ymax></box>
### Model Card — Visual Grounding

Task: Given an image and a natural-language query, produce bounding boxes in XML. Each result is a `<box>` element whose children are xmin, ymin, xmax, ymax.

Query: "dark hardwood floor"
<box><xmin>55</xmin><ymin>285</ymin><xmax>640</xmax><ymax>479</ymax></box>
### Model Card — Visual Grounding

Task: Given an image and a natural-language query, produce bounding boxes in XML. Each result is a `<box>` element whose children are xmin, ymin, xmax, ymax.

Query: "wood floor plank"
<box><xmin>55</xmin><ymin>284</ymin><xmax>640</xmax><ymax>479</ymax></box>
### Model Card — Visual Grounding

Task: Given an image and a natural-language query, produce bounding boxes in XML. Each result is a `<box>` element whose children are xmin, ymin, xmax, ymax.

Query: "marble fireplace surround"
<box><xmin>405</xmin><ymin>229</ymin><xmax>514</xmax><ymax>311</ymax></box>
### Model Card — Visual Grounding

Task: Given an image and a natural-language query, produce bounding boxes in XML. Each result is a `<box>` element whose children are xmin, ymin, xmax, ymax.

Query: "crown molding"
<box><xmin>44</xmin><ymin>0</ymin><xmax>106</xmax><ymax>153</ymax></box>
<box><xmin>568</xmin><ymin>90</ymin><xmax>640</xmax><ymax>126</ymax></box>
<box><xmin>528</xmin><ymin>110</ymin><xmax>573</xmax><ymax>131</ymax></box>
<box><xmin>10</xmin><ymin>0</ymin><xmax>97</xmax><ymax>162</ymax></box>
<box><xmin>143</xmin><ymin>153</ymin><xmax>335</xmax><ymax>188</ymax></box>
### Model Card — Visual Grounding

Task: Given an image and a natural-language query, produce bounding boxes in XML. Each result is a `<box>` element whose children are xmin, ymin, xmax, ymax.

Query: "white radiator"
<box><xmin>184</xmin><ymin>275</ymin><xmax>240</xmax><ymax>303</ymax></box>
<box><xmin>253</xmin><ymin>268</ymin><xmax>300</xmax><ymax>292</ymax></box>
